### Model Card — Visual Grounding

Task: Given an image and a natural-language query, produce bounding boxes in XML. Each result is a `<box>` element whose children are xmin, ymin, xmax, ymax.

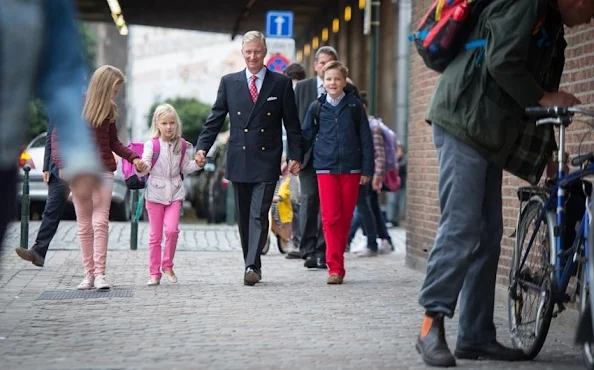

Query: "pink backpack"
<box><xmin>122</xmin><ymin>138</ymin><xmax>188</xmax><ymax>190</ymax></box>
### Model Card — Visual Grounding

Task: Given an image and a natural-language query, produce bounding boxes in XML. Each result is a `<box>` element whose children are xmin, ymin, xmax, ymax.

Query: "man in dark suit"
<box><xmin>15</xmin><ymin>124</ymin><xmax>69</xmax><ymax>267</ymax></box>
<box><xmin>294</xmin><ymin>46</ymin><xmax>359</xmax><ymax>269</ymax></box>
<box><xmin>195</xmin><ymin>30</ymin><xmax>302</xmax><ymax>286</ymax></box>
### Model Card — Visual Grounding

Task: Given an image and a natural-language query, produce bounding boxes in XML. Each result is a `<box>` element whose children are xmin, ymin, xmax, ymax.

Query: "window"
<box><xmin>28</xmin><ymin>133</ymin><xmax>47</xmax><ymax>149</ymax></box>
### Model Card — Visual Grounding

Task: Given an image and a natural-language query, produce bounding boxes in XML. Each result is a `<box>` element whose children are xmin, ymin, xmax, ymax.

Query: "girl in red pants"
<box><xmin>301</xmin><ymin>61</ymin><xmax>375</xmax><ymax>284</ymax></box>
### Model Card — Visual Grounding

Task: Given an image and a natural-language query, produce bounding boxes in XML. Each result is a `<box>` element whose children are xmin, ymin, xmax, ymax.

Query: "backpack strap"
<box><xmin>179</xmin><ymin>138</ymin><xmax>188</xmax><ymax>174</ymax></box>
<box><xmin>151</xmin><ymin>138</ymin><xmax>160</xmax><ymax>168</ymax></box>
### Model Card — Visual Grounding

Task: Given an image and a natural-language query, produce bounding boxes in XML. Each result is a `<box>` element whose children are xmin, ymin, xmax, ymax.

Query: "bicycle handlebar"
<box><xmin>525</xmin><ymin>106</ymin><xmax>594</xmax><ymax>118</ymax></box>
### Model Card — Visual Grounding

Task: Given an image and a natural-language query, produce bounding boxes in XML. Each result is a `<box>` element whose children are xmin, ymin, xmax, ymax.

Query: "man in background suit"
<box><xmin>294</xmin><ymin>46</ymin><xmax>359</xmax><ymax>269</ymax></box>
<box><xmin>195</xmin><ymin>31</ymin><xmax>302</xmax><ymax>286</ymax></box>
<box><xmin>15</xmin><ymin>124</ymin><xmax>69</xmax><ymax>267</ymax></box>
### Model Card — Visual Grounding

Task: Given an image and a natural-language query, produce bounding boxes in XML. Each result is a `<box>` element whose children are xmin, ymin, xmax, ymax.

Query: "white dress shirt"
<box><xmin>245</xmin><ymin>67</ymin><xmax>267</xmax><ymax>93</ymax></box>
<box><xmin>326</xmin><ymin>91</ymin><xmax>346</xmax><ymax>107</ymax></box>
<box><xmin>317</xmin><ymin>76</ymin><xmax>325</xmax><ymax>97</ymax></box>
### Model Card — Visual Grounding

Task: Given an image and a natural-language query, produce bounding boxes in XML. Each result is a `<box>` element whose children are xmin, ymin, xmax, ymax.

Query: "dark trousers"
<box><xmin>298</xmin><ymin>164</ymin><xmax>326</xmax><ymax>259</ymax></box>
<box><xmin>31</xmin><ymin>175</ymin><xmax>68</xmax><ymax>258</ymax></box>
<box><xmin>354</xmin><ymin>183</ymin><xmax>378</xmax><ymax>251</ymax></box>
<box><xmin>233</xmin><ymin>181</ymin><xmax>276</xmax><ymax>270</ymax></box>
<box><xmin>0</xmin><ymin>168</ymin><xmax>18</xmax><ymax>261</ymax></box>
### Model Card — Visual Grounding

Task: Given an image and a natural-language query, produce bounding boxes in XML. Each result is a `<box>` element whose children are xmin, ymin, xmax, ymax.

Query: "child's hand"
<box><xmin>273</xmin><ymin>195</ymin><xmax>281</xmax><ymax>202</ymax></box>
<box><xmin>360</xmin><ymin>176</ymin><xmax>371</xmax><ymax>185</ymax></box>
<box><xmin>133</xmin><ymin>158</ymin><xmax>147</xmax><ymax>172</ymax></box>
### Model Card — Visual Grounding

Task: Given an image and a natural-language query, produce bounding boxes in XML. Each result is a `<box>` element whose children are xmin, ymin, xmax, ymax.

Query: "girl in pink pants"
<box><xmin>52</xmin><ymin>65</ymin><xmax>146</xmax><ymax>290</ymax></box>
<box><xmin>137</xmin><ymin>104</ymin><xmax>203</xmax><ymax>286</ymax></box>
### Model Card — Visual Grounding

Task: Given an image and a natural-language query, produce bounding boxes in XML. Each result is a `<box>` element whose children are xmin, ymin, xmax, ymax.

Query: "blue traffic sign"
<box><xmin>265</xmin><ymin>11</ymin><xmax>293</xmax><ymax>38</ymax></box>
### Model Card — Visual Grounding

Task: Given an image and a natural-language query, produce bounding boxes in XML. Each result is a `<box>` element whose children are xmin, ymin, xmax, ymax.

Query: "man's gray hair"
<box><xmin>315</xmin><ymin>46</ymin><xmax>338</xmax><ymax>61</ymax></box>
<box><xmin>242</xmin><ymin>31</ymin><xmax>267</xmax><ymax>49</ymax></box>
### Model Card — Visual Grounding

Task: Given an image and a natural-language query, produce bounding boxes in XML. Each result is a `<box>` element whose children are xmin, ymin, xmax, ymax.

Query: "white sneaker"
<box><xmin>76</xmin><ymin>274</ymin><xmax>94</xmax><ymax>290</ymax></box>
<box><xmin>94</xmin><ymin>274</ymin><xmax>111</xmax><ymax>290</ymax></box>
<box><xmin>378</xmin><ymin>240</ymin><xmax>393</xmax><ymax>254</ymax></box>
<box><xmin>163</xmin><ymin>270</ymin><xmax>178</xmax><ymax>283</ymax></box>
<box><xmin>147</xmin><ymin>277</ymin><xmax>160</xmax><ymax>286</ymax></box>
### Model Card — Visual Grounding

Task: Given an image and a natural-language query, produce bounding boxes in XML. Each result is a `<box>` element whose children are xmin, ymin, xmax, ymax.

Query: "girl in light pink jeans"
<box><xmin>137</xmin><ymin>104</ymin><xmax>202</xmax><ymax>286</ymax></box>
<box><xmin>53</xmin><ymin>65</ymin><xmax>146</xmax><ymax>290</ymax></box>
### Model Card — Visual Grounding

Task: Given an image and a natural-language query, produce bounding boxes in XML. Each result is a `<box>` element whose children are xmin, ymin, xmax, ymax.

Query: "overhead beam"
<box><xmin>231</xmin><ymin>0</ymin><xmax>257</xmax><ymax>40</ymax></box>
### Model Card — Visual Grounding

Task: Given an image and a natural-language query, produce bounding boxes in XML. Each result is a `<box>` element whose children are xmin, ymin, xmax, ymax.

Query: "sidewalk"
<box><xmin>0</xmin><ymin>221</ymin><xmax>584</xmax><ymax>370</ymax></box>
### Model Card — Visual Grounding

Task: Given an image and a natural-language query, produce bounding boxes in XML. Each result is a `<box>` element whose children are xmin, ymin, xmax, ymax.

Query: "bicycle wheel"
<box><xmin>508</xmin><ymin>196</ymin><xmax>555</xmax><ymax>360</ymax></box>
<box><xmin>579</xmin><ymin>260</ymin><xmax>594</xmax><ymax>369</ymax></box>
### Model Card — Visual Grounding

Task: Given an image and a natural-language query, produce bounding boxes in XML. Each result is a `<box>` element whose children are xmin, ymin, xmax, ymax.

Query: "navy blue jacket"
<box><xmin>302</xmin><ymin>93</ymin><xmax>374</xmax><ymax>177</ymax></box>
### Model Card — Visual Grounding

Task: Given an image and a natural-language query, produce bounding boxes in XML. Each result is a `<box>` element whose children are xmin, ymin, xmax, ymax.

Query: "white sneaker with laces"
<box><xmin>94</xmin><ymin>274</ymin><xmax>111</xmax><ymax>290</ymax></box>
<box><xmin>76</xmin><ymin>274</ymin><xmax>94</xmax><ymax>290</ymax></box>
<box><xmin>378</xmin><ymin>240</ymin><xmax>393</xmax><ymax>254</ymax></box>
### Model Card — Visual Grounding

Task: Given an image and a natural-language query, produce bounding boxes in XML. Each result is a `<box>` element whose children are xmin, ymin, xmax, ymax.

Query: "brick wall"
<box><xmin>405</xmin><ymin>0</ymin><xmax>594</xmax><ymax>292</ymax></box>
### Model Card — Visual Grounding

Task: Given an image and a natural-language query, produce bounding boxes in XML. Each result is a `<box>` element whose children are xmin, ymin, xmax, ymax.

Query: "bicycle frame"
<box><xmin>516</xmin><ymin>122</ymin><xmax>594</xmax><ymax>301</ymax></box>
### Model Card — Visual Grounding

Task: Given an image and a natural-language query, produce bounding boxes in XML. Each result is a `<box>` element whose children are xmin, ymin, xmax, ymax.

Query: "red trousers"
<box><xmin>317</xmin><ymin>173</ymin><xmax>361</xmax><ymax>277</ymax></box>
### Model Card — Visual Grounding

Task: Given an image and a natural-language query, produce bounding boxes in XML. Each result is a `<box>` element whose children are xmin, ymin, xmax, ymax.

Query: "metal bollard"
<box><xmin>20</xmin><ymin>165</ymin><xmax>31</xmax><ymax>250</ymax></box>
<box><xmin>130</xmin><ymin>189</ymin><xmax>139</xmax><ymax>250</ymax></box>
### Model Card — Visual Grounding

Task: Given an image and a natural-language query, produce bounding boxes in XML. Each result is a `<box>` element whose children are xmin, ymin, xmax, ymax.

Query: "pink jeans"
<box><xmin>145</xmin><ymin>200</ymin><xmax>182</xmax><ymax>278</ymax></box>
<box><xmin>72</xmin><ymin>172</ymin><xmax>114</xmax><ymax>276</ymax></box>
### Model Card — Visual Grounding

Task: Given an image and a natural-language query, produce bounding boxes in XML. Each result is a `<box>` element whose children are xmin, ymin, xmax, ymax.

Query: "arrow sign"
<box><xmin>275</xmin><ymin>16</ymin><xmax>285</xmax><ymax>36</ymax></box>
<box><xmin>265</xmin><ymin>11</ymin><xmax>293</xmax><ymax>38</ymax></box>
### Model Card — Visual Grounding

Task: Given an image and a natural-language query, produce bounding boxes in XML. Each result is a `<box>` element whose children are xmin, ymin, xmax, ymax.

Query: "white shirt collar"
<box><xmin>326</xmin><ymin>91</ymin><xmax>346</xmax><ymax>106</ymax></box>
<box><xmin>316</xmin><ymin>76</ymin><xmax>324</xmax><ymax>89</ymax></box>
<box><xmin>246</xmin><ymin>66</ymin><xmax>267</xmax><ymax>81</ymax></box>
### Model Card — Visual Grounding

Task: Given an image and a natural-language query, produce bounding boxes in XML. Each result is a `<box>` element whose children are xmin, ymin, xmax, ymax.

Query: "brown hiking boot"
<box><xmin>327</xmin><ymin>274</ymin><xmax>343</xmax><ymax>285</ymax></box>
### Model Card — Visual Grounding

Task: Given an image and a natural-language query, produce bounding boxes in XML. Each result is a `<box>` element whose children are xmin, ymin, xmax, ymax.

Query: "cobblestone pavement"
<box><xmin>0</xmin><ymin>221</ymin><xmax>586</xmax><ymax>369</ymax></box>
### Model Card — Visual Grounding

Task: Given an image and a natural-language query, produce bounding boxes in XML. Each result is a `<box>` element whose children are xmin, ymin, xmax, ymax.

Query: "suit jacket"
<box><xmin>294</xmin><ymin>77</ymin><xmax>359</xmax><ymax>167</ymax></box>
<box><xmin>197</xmin><ymin>68</ymin><xmax>302</xmax><ymax>183</ymax></box>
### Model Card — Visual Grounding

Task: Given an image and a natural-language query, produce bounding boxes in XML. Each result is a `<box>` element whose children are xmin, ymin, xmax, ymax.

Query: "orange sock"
<box><xmin>420</xmin><ymin>315</ymin><xmax>433</xmax><ymax>338</ymax></box>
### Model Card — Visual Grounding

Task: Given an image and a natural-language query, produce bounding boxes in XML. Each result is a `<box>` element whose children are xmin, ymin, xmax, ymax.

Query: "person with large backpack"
<box><xmin>414</xmin><ymin>0</ymin><xmax>594</xmax><ymax>367</ymax></box>
<box><xmin>133</xmin><ymin>104</ymin><xmax>202</xmax><ymax>286</ymax></box>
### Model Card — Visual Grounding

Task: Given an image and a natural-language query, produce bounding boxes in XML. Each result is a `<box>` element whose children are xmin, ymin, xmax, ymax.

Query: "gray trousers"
<box><xmin>419</xmin><ymin>124</ymin><xmax>503</xmax><ymax>345</ymax></box>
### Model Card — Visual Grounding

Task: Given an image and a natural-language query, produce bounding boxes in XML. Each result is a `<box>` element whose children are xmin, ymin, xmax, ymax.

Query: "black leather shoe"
<box><xmin>304</xmin><ymin>256</ymin><xmax>318</xmax><ymax>268</ymax></box>
<box><xmin>454</xmin><ymin>340</ymin><xmax>525</xmax><ymax>361</ymax></box>
<box><xmin>316</xmin><ymin>257</ymin><xmax>327</xmax><ymax>269</ymax></box>
<box><xmin>244</xmin><ymin>267</ymin><xmax>261</xmax><ymax>286</ymax></box>
<box><xmin>416</xmin><ymin>314</ymin><xmax>456</xmax><ymax>367</ymax></box>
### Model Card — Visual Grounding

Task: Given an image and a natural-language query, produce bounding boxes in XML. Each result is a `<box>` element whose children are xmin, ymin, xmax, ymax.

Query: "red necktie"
<box><xmin>249</xmin><ymin>75</ymin><xmax>258</xmax><ymax>103</ymax></box>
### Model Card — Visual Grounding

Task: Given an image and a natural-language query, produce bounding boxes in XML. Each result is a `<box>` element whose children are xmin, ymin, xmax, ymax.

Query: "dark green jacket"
<box><xmin>426</xmin><ymin>0</ymin><xmax>566</xmax><ymax>183</ymax></box>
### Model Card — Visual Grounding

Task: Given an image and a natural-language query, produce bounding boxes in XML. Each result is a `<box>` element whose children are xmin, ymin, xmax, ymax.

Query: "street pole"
<box><xmin>369</xmin><ymin>0</ymin><xmax>381</xmax><ymax>115</ymax></box>
<box><xmin>130</xmin><ymin>189</ymin><xmax>139</xmax><ymax>250</ymax></box>
<box><xmin>20</xmin><ymin>165</ymin><xmax>31</xmax><ymax>250</ymax></box>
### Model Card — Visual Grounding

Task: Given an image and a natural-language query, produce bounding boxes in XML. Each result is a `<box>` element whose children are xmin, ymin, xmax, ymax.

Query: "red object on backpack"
<box><xmin>412</xmin><ymin>0</ymin><xmax>488</xmax><ymax>73</ymax></box>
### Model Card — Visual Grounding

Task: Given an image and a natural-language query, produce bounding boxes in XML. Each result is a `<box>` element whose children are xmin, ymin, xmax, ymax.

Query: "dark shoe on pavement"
<box><xmin>416</xmin><ymin>313</ymin><xmax>456</xmax><ymax>367</ymax></box>
<box><xmin>15</xmin><ymin>247</ymin><xmax>44</xmax><ymax>267</ymax></box>
<box><xmin>454</xmin><ymin>340</ymin><xmax>525</xmax><ymax>361</ymax></box>
<box><xmin>285</xmin><ymin>251</ymin><xmax>301</xmax><ymax>259</ymax></box>
<box><xmin>244</xmin><ymin>267</ymin><xmax>261</xmax><ymax>286</ymax></box>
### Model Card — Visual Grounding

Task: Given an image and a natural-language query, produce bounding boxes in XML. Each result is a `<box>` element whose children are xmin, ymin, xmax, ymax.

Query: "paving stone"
<box><xmin>0</xmin><ymin>221</ymin><xmax>586</xmax><ymax>369</ymax></box>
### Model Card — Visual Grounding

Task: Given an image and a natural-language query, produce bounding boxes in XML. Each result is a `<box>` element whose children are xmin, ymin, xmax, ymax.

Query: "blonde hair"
<box><xmin>242</xmin><ymin>31</ymin><xmax>267</xmax><ymax>49</ymax></box>
<box><xmin>322</xmin><ymin>60</ymin><xmax>349</xmax><ymax>79</ymax></box>
<box><xmin>83</xmin><ymin>65</ymin><xmax>125</xmax><ymax>128</ymax></box>
<box><xmin>150</xmin><ymin>103</ymin><xmax>183</xmax><ymax>139</ymax></box>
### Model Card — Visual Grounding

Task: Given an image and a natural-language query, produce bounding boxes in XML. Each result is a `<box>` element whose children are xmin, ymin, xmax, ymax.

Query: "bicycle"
<box><xmin>508</xmin><ymin>106</ymin><xmax>594</xmax><ymax>369</ymax></box>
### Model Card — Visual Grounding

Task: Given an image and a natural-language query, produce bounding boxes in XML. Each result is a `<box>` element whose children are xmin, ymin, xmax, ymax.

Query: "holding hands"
<box><xmin>133</xmin><ymin>158</ymin><xmax>147</xmax><ymax>172</ymax></box>
<box><xmin>195</xmin><ymin>150</ymin><xmax>206</xmax><ymax>167</ymax></box>
<box><xmin>288</xmin><ymin>160</ymin><xmax>301</xmax><ymax>175</ymax></box>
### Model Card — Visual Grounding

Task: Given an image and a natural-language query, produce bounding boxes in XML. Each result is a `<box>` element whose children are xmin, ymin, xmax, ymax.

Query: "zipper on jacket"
<box><xmin>336</xmin><ymin>114</ymin><xmax>342</xmax><ymax>173</ymax></box>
